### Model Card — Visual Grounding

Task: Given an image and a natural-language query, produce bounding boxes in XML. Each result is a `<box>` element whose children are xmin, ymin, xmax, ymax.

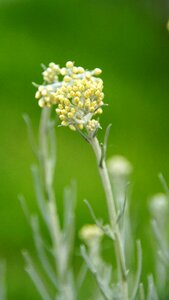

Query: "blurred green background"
<box><xmin>0</xmin><ymin>0</ymin><xmax>169</xmax><ymax>298</ymax></box>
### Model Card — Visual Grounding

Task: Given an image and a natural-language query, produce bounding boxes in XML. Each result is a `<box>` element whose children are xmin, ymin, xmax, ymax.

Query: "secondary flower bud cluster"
<box><xmin>35</xmin><ymin>61</ymin><xmax>104</xmax><ymax>133</ymax></box>
<box><xmin>42</xmin><ymin>62</ymin><xmax>60</xmax><ymax>83</ymax></box>
<box><xmin>79</xmin><ymin>224</ymin><xmax>103</xmax><ymax>243</ymax></box>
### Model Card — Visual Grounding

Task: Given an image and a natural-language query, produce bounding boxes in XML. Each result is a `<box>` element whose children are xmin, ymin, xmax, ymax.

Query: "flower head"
<box><xmin>79</xmin><ymin>224</ymin><xmax>103</xmax><ymax>244</ymax></box>
<box><xmin>107</xmin><ymin>155</ymin><xmax>133</xmax><ymax>177</ymax></box>
<box><xmin>35</xmin><ymin>61</ymin><xmax>104</xmax><ymax>134</ymax></box>
<box><xmin>149</xmin><ymin>193</ymin><xmax>168</xmax><ymax>218</ymax></box>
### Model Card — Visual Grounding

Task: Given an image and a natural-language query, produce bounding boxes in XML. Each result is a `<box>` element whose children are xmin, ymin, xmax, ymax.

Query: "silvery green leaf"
<box><xmin>147</xmin><ymin>275</ymin><xmax>159</xmax><ymax>300</ymax></box>
<box><xmin>30</xmin><ymin>215</ymin><xmax>59</xmax><ymax>290</ymax></box>
<box><xmin>31</xmin><ymin>165</ymin><xmax>49</xmax><ymax>227</ymax></box>
<box><xmin>131</xmin><ymin>240</ymin><xmax>142</xmax><ymax>300</ymax></box>
<box><xmin>23</xmin><ymin>251</ymin><xmax>52</xmax><ymax>300</ymax></box>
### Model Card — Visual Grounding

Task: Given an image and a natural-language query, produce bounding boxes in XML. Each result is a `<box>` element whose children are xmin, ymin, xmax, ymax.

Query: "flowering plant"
<box><xmin>21</xmin><ymin>61</ymin><xmax>165</xmax><ymax>300</ymax></box>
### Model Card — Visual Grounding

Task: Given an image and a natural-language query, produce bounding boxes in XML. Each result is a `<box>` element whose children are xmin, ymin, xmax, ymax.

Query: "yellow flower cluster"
<box><xmin>35</xmin><ymin>61</ymin><xmax>105</xmax><ymax>133</ymax></box>
<box><xmin>35</xmin><ymin>85</ymin><xmax>58</xmax><ymax>108</ymax></box>
<box><xmin>42</xmin><ymin>62</ymin><xmax>60</xmax><ymax>83</ymax></box>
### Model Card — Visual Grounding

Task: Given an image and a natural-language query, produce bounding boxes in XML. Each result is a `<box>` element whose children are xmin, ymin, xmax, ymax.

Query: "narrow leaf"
<box><xmin>23</xmin><ymin>251</ymin><xmax>52</xmax><ymax>300</ymax></box>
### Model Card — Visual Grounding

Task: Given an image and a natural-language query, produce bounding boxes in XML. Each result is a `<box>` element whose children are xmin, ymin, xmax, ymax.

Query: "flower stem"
<box><xmin>39</xmin><ymin>108</ymin><xmax>62</xmax><ymax>279</ymax></box>
<box><xmin>39</xmin><ymin>108</ymin><xmax>76</xmax><ymax>300</ymax></box>
<box><xmin>90</xmin><ymin>136</ymin><xmax>129</xmax><ymax>299</ymax></box>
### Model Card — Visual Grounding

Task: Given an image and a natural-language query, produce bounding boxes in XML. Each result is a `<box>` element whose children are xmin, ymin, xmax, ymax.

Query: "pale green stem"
<box><xmin>39</xmin><ymin>108</ymin><xmax>62</xmax><ymax>279</ymax></box>
<box><xmin>90</xmin><ymin>136</ymin><xmax>129</xmax><ymax>300</ymax></box>
<box><xmin>39</xmin><ymin>108</ymin><xmax>76</xmax><ymax>300</ymax></box>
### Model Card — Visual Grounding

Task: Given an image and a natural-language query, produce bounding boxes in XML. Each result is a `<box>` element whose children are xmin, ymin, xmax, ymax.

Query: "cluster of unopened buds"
<box><xmin>35</xmin><ymin>61</ymin><xmax>105</xmax><ymax>134</ymax></box>
<box><xmin>79</xmin><ymin>224</ymin><xmax>103</xmax><ymax>244</ymax></box>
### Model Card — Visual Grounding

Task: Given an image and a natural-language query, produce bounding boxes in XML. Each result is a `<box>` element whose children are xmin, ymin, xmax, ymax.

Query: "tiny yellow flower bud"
<box><xmin>73</xmin><ymin>97</ymin><xmax>79</xmax><ymax>105</ymax></box>
<box><xmin>97</xmin><ymin>82</ymin><xmax>103</xmax><ymax>89</ymax></box>
<box><xmin>64</xmin><ymin>99</ymin><xmax>70</xmax><ymax>105</ymax></box>
<box><xmin>59</xmin><ymin>115</ymin><xmax>66</xmax><ymax>121</ymax></box>
<box><xmin>56</xmin><ymin>108</ymin><xmax>61</xmax><ymax>114</ymax></box>
<box><xmin>66</xmin><ymin>61</ymin><xmax>74</xmax><ymax>68</ymax></box>
<box><xmin>39</xmin><ymin>85</ymin><xmax>44</xmax><ymax>92</ymax></box>
<box><xmin>79</xmin><ymin>84</ymin><xmax>85</xmax><ymax>92</ymax></box>
<box><xmin>61</xmin><ymin>85</ymin><xmax>67</xmax><ymax>92</ymax></box>
<box><xmin>46</xmin><ymin>85</ymin><xmax>53</xmax><ymax>91</ymax></box>
<box><xmin>69</xmin><ymin>124</ymin><xmax>76</xmax><ymax>131</ymax></box>
<box><xmin>89</xmin><ymin>88</ymin><xmax>94</xmax><ymax>95</ymax></box>
<box><xmin>61</xmin><ymin>109</ymin><xmax>67</xmax><ymax>115</ymax></box>
<box><xmin>71</xmin><ymin>108</ymin><xmax>76</xmax><ymax>113</ymax></box>
<box><xmin>98</xmin><ymin>101</ymin><xmax>104</xmax><ymax>106</ymax></box>
<box><xmin>96</xmin><ymin>108</ymin><xmax>103</xmax><ymax>114</ymax></box>
<box><xmin>58</xmin><ymin>95</ymin><xmax>64</xmax><ymax>103</ymax></box>
<box><xmin>49</xmin><ymin>62</ymin><xmax>55</xmax><ymax>68</ymax></box>
<box><xmin>89</xmin><ymin>107</ymin><xmax>95</xmax><ymax>112</ymax></box>
<box><xmin>95</xmin><ymin>90</ymin><xmax>100</xmax><ymax>97</ymax></box>
<box><xmin>48</xmin><ymin>67</ymin><xmax>52</xmax><ymax>72</ymax></box>
<box><xmin>67</xmin><ymin>86</ymin><xmax>72</xmax><ymax>93</ymax></box>
<box><xmin>61</xmin><ymin>68</ymin><xmax>67</xmax><ymax>76</ymax></box>
<box><xmin>64</xmin><ymin>76</ymin><xmax>71</xmax><ymax>82</ymax></box>
<box><xmin>72</xmin><ymin>66</ymin><xmax>78</xmax><ymax>74</ymax></box>
<box><xmin>50</xmin><ymin>94</ymin><xmax>56</xmax><ymax>103</ymax></box>
<box><xmin>91</xmin><ymin>101</ymin><xmax>97</xmax><ymax>107</ymax></box>
<box><xmin>43</xmin><ymin>71</ymin><xmax>48</xmax><ymax>77</ymax></box>
<box><xmin>61</xmin><ymin>120</ymin><xmax>68</xmax><ymax>126</ymax></box>
<box><xmin>78</xmin><ymin>101</ymin><xmax>83</xmax><ymax>108</ymax></box>
<box><xmin>69</xmin><ymin>91</ymin><xmax>75</xmax><ymax>97</ymax></box>
<box><xmin>65</xmin><ymin>105</ymin><xmax>71</xmax><ymax>111</ymax></box>
<box><xmin>75</xmin><ymin>91</ymin><xmax>81</xmax><ymax>98</ymax></box>
<box><xmin>84</xmin><ymin>99</ymin><xmax>90</xmax><ymax>107</ymax></box>
<box><xmin>85</xmin><ymin>71</ymin><xmax>91</xmax><ymax>79</ymax></box>
<box><xmin>82</xmin><ymin>79</ymin><xmax>87</xmax><ymax>85</ymax></box>
<box><xmin>68</xmin><ymin>112</ymin><xmax>73</xmax><ymax>118</ymax></box>
<box><xmin>73</xmin><ymin>86</ymin><xmax>78</xmax><ymax>92</ymax></box>
<box><xmin>41</xmin><ymin>89</ymin><xmax>47</xmax><ymax>96</ymax></box>
<box><xmin>35</xmin><ymin>91</ymin><xmax>41</xmax><ymax>99</ymax></box>
<box><xmin>85</xmin><ymin>82</ymin><xmax>91</xmax><ymax>89</ymax></box>
<box><xmin>74</xmin><ymin>79</ymin><xmax>80</xmax><ymax>86</ymax></box>
<box><xmin>78</xmin><ymin>67</ymin><xmax>84</xmax><ymax>73</ymax></box>
<box><xmin>45</xmin><ymin>97</ymin><xmax>50</xmax><ymax>103</ymax></box>
<box><xmin>77</xmin><ymin>123</ymin><xmax>84</xmax><ymax>130</ymax></box>
<box><xmin>53</xmin><ymin>64</ymin><xmax>60</xmax><ymax>71</ymax></box>
<box><xmin>84</xmin><ymin>91</ymin><xmax>90</xmax><ymax>98</ymax></box>
<box><xmin>38</xmin><ymin>99</ymin><xmax>45</xmax><ymax>107</ymax></box>
<box><xmin>94</xmin><ymin>68</ymin><xmax>102</xmax><ymax>75</ymax></box>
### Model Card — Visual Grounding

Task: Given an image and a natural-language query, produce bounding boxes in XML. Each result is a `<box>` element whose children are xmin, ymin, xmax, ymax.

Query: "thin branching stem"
<box><xmin>23</xmin><ymin>113</ymin><xmax>39</xmax><ymax>159</ymax></box>
<box><xmin>38</xmin><ymin>108</ymin><xmax>62</xmax><ymax>279</ymax></box>
<box><xmin>31</xmin><ymin>215</ymin><xmax>59</xmax><ymax>289</ymax></box>
<box><xmin>89</xmin><ymin>136</ymin><xmax>129</xmax><ymax>300</ymax></box>
<box><xmin>131</xmin><ymin>240</ymin><xmax>142</xmax><ymax>300</ymax></box>
<box><xmin>23</xmin><ymin>252</ymin><xmax>52</xmax><ymax>300</ymax></box>
<box><xmin>81</xmin><ymin>246</ymin><xmax>111</xmax><ymax>300</ymax></box>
